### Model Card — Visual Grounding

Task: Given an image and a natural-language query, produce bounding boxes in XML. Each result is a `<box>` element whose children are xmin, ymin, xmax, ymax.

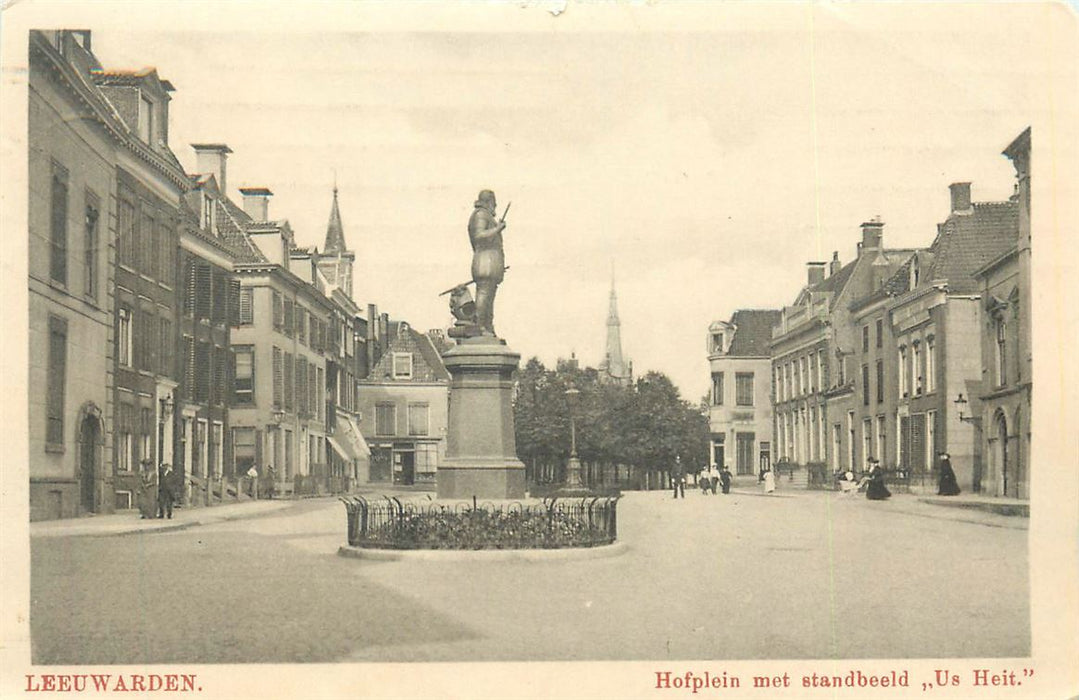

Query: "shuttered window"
<box><xmin>375</xmin><ymin>403</ymin><xmax>396</xmax><ymax>436</ymax></box>
<box><xmin>118</xmin><ymin>197</ymin><xmax>135</xmax><ymax>267</ymax></box>
<box><xmin>46</xmin><ymin>315</ymin><xmax>67</xmax><ymax>447</ymax></box>
<box><xmin>234</xmin><ymin>346</ymin><xmax>254</xmax><ymax>404</ymax></box>
<box><xmin>194</xmin><ymin>263</ymin><xmax>212</xmax><ymax>318</ymax></box>
<box><xmin>159</xmin><ymin>317</ymin><xmax>172</xmax><ymax>376</ymax></box>
<box><xmin>272</xmin><ymin>346</ymin><xmax>282</xmax><ymax>408</ymax></box>
<box><xmin>195</xmin><ymin>341</ymin><xmax>211</xmax><ymax>404</ymax></box>
<box><xmin>283</xmin><ymin>352</ymin><xmax>293</xmax><ymax>410</ymax></box>
<box><xmin>238</xmin><ymin>286</ymin><xmax>253</xmax><ymax>325</ymax></box>
<box><xmin>272</xmin><ymin>290</ymin><xmax>283</xmax><ymax>331</ymax></box>
<box><xmin>735</xmin><ymin>372</ymin><xmax>754</xmax><ymax>406</ymax></box>
<box><xmin>283</xmin><ymin>299</ymin><xmax>294</xmax><ymax>338</ymax></box>
<box><xmin>183</xmin><ymin>335</ymin><xmax>195</xmax><ymax>396</ymax></box>
<box><xmin>49</xmin><ymin>162</ymin><xmax>69</xmax><ymax>285</ymax></box>
<box><xmin>212</xmin><ymin>346</ymin><xmax>227</xmax><ymax>406</ymax></box>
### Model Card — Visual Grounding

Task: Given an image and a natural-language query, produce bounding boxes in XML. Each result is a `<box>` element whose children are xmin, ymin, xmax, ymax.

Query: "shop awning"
<box><xmin>327</xmin><ymin>436</ymin><xmax>351</xmax><ymax>461</ymax></box>
<box><xmin>338</xmin><ymin>415</ymin><xmax>371</xmax><ymax>459</ymax></box>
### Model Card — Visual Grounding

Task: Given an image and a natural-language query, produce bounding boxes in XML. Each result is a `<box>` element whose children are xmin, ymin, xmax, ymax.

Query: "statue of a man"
<box><xmin>468</xmin><ymin>189</ymin><xmax>506</xmax><ymax>336</ymax></box>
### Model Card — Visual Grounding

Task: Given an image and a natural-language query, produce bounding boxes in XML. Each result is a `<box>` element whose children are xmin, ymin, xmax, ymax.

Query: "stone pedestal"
<box><xmin>437</xmin><ymin>338</ymin><xmax>526</xmax><ymax>500</ymax></box>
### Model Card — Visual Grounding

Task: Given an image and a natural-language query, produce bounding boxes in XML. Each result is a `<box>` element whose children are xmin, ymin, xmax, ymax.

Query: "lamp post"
<box><xmin>157</xmin><ymin>394</ymin><xmax>174</xmax><ymax>468</ymax></box>
<box><xmin>954</xmin><ymin>393</ymin><xmax>982</xmax><ymax>424</ymax></box>
<box><xmin>563</xmin><ymin>386</ymin><xmax>584</xmax><ymax>490</ymax></box>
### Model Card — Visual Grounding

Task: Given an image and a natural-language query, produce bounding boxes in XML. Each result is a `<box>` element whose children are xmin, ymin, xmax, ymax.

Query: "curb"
<box><xmin>30</xmin><ymin>502</ymin><xmax>293</xmax><ymax>539</ymax></box>
<box><xmin>338</xmin><ymin>540</ymin><xmax>629</xmax><ymax>562</ymax></box>
<box><xmin>918</xmin><ymin>497</ymin><xmax>1029</xmax><ymax>518</ymax></box>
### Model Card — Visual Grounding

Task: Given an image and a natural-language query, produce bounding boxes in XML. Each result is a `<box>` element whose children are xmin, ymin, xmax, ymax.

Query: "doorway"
<box><xmin>395</xmin><ymin>449</ymin><xmax>415</xmax><ymax>486</ymax></box>
<box><xmin>79</xmin><ymin>414</ymin><xmax>100</xmax><ymax>513</ymax></box>
<box><xmin>996</xmin><ymin>411</ymin><xmax>1010</xmax><ymax>497</ymax></box>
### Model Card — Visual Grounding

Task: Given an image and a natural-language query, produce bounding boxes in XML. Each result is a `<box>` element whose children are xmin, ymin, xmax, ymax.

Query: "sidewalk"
<box><xmin>30</xmin><ymin>499</ymin><xmax>292</xmax><ymax>538</ymax></box>
<box><xmin>918</xmin><ymin>493</ymin><xmax>1029</xmax><ymax>517</ymax></box>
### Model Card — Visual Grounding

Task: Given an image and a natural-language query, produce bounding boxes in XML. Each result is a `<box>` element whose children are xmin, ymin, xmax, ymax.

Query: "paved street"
<box><xmin>30</xmin><ymin>489</ymin><xmax>1028</xmax><ymax>664</ymax></box>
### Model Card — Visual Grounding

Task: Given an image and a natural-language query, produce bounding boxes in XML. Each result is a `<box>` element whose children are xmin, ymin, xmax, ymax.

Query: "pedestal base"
<box><xmin>437</xmin><ymin>458</ymin><xmax>527</xmax><ymax>500</ymax></box>
<box><xmin>437</xmin><ymin>338</ymin><xmax>527</xmax><ymax>500</ymax></box>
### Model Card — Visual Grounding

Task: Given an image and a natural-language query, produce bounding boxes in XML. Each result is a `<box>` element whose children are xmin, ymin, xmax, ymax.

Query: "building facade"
<box><xmin>707</xmin><ymin>310</ymin><xmax>780</xmax><ymax>476</ymax></box>
<box><xmin>973</xmin><ymin>127</ymin><xmax>1031</xmax><ymax>499</ymax></box>
<box><xmin>356</xmin><ymin>321</ymin><xmax>450</xmax><ymax>485</ymax></box>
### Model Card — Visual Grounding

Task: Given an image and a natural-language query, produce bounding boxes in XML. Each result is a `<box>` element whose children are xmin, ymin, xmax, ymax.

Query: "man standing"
<box><xmin>708</xmin><ymin>463</ymin><xmax>720</xmax><ymax>495</ymax></box>
<box><xmin>671</xmin><ymin>455</ymin><xmax>685</xmax><ymax>499</ymax></box>
<box><xmin>468</xmin><ymin>190</ymin><xmax>507</xmax><ymax>337</ymax></box>
<box><xmin>157</xmin><ymin>463</ymin><xmax>175</xmax><ymax>519</ymax></box>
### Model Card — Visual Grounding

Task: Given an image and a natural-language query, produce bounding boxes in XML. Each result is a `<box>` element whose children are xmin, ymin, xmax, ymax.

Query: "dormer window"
<box><xmin>711</xmin><ymin>333</ymin><xmax>724</xmax><ymax>354</ymax></box>
<box><xmin>201</xmin><ymin>193</ymin><xmax>216</xmax><ymax>233</ymax></box>
<box><xmin>392</xmin><ymin>352</ymin><xmax>413</xmax><ymax>379</ymax></box>
<box><xmin>138</xmin><ymin>94</ymin><xmax>154</xmax><ymax>144</ymax></box>
<box><xmin>910</xmin><ymin>258</ymin><xmax>920</xmax><ymax>288</ymax></box>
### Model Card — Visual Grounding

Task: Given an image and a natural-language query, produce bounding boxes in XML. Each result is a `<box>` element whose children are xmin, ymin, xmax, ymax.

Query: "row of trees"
<box><xmin>513</xmin><ymin>357</ymin><xmax>710</xmax><ymax>490</ymax></box>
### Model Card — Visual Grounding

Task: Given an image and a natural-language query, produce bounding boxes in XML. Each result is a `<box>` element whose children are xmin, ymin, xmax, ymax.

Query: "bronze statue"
<box><xmin>468</xmin><ymin>190</ymin><xmax>507</xmax><ymax>337</ymax></box>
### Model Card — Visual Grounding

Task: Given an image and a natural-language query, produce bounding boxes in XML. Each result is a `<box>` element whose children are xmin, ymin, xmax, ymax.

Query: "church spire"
<box><xmin>323</xmin><ymin>185</ymin><xmax>346</xmax><ymax>255</ymax></box>
<box><xmin>599</xmin><ymin>266</ymin><xmax>630</xmax><ymax>385</ymax></box>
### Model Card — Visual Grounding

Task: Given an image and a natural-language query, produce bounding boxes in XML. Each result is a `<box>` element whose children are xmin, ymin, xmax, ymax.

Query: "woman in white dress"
<box><xmin>762</xmin><ymin>468</ymin><xmax>776</xmax><ymax>494</ymax></box>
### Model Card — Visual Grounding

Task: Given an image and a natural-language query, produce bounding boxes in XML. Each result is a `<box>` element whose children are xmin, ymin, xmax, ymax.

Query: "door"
<box><xmin>397</xmin><ymin>450</ymin><xmax>415</xmax><ymax>486</ymax></box>
<box><xmin>997</xmin><ymin>413</ymin><xmax>1010</xmax><ymax>497</ymax></box>
<box><xmin>79</xmin><ymin>415</ymin><xmax>99</xmax><ymax>512</ymax></box>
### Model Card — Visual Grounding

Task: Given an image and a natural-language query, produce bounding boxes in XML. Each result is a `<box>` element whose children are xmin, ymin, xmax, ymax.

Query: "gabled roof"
<box><xmin>726</xmin><ymin>309</ymin><xmax>783</xmax><ymax>356</ymax></box>
<box><xmin>92</xmin><ymin>67</ymin><xmax>175</xmax><ymax>93</ymax></box>
<box><xmin>364</xmin><ymin>323</ymin><xmax>450</xmax><ymax>382</ymax></box>
<box><xmin>925</xmin><ymin>201</ymin><xmax>1019</xmax><ymax>293</ymax></box>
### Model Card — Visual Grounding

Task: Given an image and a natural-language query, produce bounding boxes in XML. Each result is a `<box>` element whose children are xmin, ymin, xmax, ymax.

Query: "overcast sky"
<box><xmin>80</xmin><ymin>3</ymin><xmax>1058</xmax><ymax>399</ymax></box>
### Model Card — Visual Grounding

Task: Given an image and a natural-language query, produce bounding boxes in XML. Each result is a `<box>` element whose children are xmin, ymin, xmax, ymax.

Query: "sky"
<box><xmin>76</xmin><ymin>3</ymin><xmax>1060</xmax><ymax>400</ymax></box>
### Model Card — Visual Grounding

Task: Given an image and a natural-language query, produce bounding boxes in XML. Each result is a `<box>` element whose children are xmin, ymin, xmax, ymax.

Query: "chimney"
<box><xmin>860</xmin><ymin>216</ymin><xmax>884</xmax><ymax>254</ymax></box>
<box><xmin>239</xmin><ymin>187</ymin><xmax>273</xmax><ymax>222</ymax></box>
<box><xmin>949</xmin><ymin>182</ymin><xmax>972</xmax><ymax>214</ymax></box>
<box><xmin>807</xmin><ymin>262</ymin><xmax>826</xmax><ymax>287</ymax></box>
<box><xmin>829</xmin><ymin>251</ymin><xmax>841</xmax><ymax>276</ymax></box>
<box><xmin>191</xmin><ymin>144</ymin><xmax>232</xmax><ymax>197</ymax></box>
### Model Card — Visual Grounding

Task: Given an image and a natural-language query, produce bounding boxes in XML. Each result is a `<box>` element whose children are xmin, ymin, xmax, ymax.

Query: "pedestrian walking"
<box><xmin>762</xmin><ymin>468</ymin><xmax>776</xmax><ymax>494</ymax></box>
<box><xmin>720</xmin><ymin>466</ymin><xmax>732</xmax><ymax>494</ymax></box>
<box><xmin>698</xmin><ymin>466</ymin><xmax>711</xmax><ymax>495</ymax></box>
<box><xmin>708</xmin><ymin>463</ymin><xmax>720</xmax><ymax>495</ymax></box>
<box><xmin>671</xmin><ymin>456</ymin><xmax>685</xmax><ymax>499</ymax></box>
<box><xmin>247</xmin><ymin>465</ymin><xmax>259</xmax><ymax>499</ymax></box>
<box><xmin>157</xmin><ymin>463</ymin><xmax>175</xmax><ymax>519</ymax></box>
<box><xmin>866</xmin><ymin>460</ymin><xmax>891</xmax><ymax>500</ymax></box>
<box><xmin>266</xmin><ymin>464</ymin><xmax>277</xmax><ymax>499</ymax></box>
<box><xmin>937</xmin><ymin>453</ymin><xmax>961</xmax><ymax>496</ymax></box>
<box><xmin>137</xmin><ymin>459</ymin><xmax>158</xmax><ymax>519</ymax></box>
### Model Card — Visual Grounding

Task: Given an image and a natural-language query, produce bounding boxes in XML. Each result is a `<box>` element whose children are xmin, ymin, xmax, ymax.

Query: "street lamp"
<box><xmin>563</xmin><ymin>386</ymin><xmax>584</xmax><ymax>490</ymax></box>
<box><xmin>157</xmin><ymin>393</ymin><xmax>174</xmax><ymax>467</ymax></box>
<box><xmin>953</xmin><ymin>393</ymin><xmax>981</xmax><ymax>424</ymax></box>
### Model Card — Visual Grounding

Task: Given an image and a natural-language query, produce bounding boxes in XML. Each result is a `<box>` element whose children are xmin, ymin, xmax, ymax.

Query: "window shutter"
<box><xmin>195</xmin><ymin>263</ymin><xmax>212</xmax><ymax>318</ymax></box>
<box><xmin>183</xmin><ymin>336</ymin><xmax>195</xmax><ymax>396</ymax></box>
<box><xmin>284</xmin><ymin>352</ymin><xmax>293</xmax><ymax>410</ymax></box>
<box><xmin>272</xmin><ymin>291</ymin><xmax>282</xmax><ymax>331</ymax></box>
<box><xmin>184</xmin><ymin>260</ymin><xmax>197</xmax><ymax>316</ymax></box>
<box><xmin>228</xmin><ymin>278</ymin><xmax>242</xmax><ymax>327</ymax></box>
<box><xmin>239</xmin><ymin>288</ymin><xmax>253</xmax><ymax>325</ymax></box>
<box><xmin>273</xmin><ymin>347</ymin><xmax>282</xmax><ymax>408</ymax></box>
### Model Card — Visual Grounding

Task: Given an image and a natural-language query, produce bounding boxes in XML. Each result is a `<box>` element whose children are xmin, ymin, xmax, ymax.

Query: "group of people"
<box><xmin>670</xmin><ymin>456</ymin><xmax>734</xmax><ymax>498</ymax></box>
<box><xmin>836</xmin><ymin>453</ymin><xmax>961</xmax><ymax>501</ymax></box>
<box><xmin>138</xmin><ymin>460</ymin><xmax>176</xmax><ymax>519</ymax></box>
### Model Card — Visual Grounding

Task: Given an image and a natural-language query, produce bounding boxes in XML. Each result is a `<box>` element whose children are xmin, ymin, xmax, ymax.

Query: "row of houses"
<box><xmin>708</xmin><ymin>127</ymin><xmax>1031</xmax><ymax>498</ymax></box>
<box><xmin>28</xmin><ymin>30</ymin><xmax>451</xmax><ymax>520</ymax></box>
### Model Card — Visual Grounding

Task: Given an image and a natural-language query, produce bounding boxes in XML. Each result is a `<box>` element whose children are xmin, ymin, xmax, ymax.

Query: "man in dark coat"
<box><xmin>671</xmin><ymin>456</ymin><xmax>685</xmax><ymax>499</ymax></box>
<box><xmin>720</xmin><ymin>466</ymin><xmax>732</xmax><ymax>494</ymax></box>
<box><xmin>937</xmin><ymin>453</ymin><xmax>961</xmax><ymax>496</ymax></box>
<box><xmin>157</xmin><ymin>463</ymin><xmax>175</xmax><ymax>519</ymax></box>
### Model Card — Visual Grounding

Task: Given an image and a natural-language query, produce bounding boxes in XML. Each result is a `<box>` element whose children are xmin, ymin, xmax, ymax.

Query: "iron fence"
<box><xmin>340</xmin><ymin>495</ymin><xmax>620</xmax><ymax>550</ymax></box>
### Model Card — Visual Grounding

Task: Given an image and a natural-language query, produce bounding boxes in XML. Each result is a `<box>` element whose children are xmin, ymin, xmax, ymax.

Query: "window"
<box><xmin>735</xmin><ymin>372</ymin><xmax>754</xmax><ymax>406</ymax></box>
<box><xmin>159</xmin><ymin>317</ymin><xmax>172</xmax><ymax>376</ymax></box>
<box><xmin>862</xmin><ymin>325</ymin><xmax>869</xmax><ymax>353</ymax></box>
<box><xmin>393</xmin><ymin>353</ymin><xmax>413</xmax><ymax>379</ymax></box>
<box><xmin>807</xmin><ymin>352</ymin><xmax>816</xmax><ymax>392</ymax></box>
<box><xmin>234</xmin><ymin>346</ymin><xmax>254</xmax><ymax>404</ymax></box>
<box><xmin>118</xmin><ymin>198</ymin><xmax>135</xmax><ymax>267</ymax></box>
<box><xmin>785</xmin><ymin>363</ymin><xmax>792</xmax><ymax>398</ymax></box>
<box><xmin>792</xmin><ymin>361</ymin><xmax>800</xmax><ymax>397</ymax></box>
<box><xmin>375</xmin><ymin>403</ymin><xmax>396</xmax><ymax>436</ymax></box>
<box><xmin>862</xmin><ymin>364</ymin><xmax>870</xmax><ymax>406</ymax></box>
<box><xmin>283</xmin><ymin>352</ymin><xmax>294</xmax><ymax>410</ymax></box>
<box><xmin>194</xmin><ymin>342</ymin><xmax>211</xmax><ymax>404</ymax></box>
<box><xmin>898</xmin><ymin>346</ymin><xmax>908</xmax><ymax>397</ymax></box>
<box><xmin>863</xmin><ymin>419</ymin><xmax>873</xmax><ymax>468</ymax></box>
<box><xmin>711</xmin><ymin>372</ymin><xmax>724</xmax><ymax>406</ymax></box>
<box><xmin>926</xmin><ymin>337</ymin><xmax>936</xmax><ymax>393</ymax></box>
<box><xmin>46</xmin><ymin>316</ymin><xmax>67</xmax><ymax>448</ymax></box>
<box><xmin>272</xmin><ymin>290</ymin><xmax>283</xmax><ymax>331</ymax></box>
<box><xmin>118</xmin><ymin>307</ymin><xmax>133</xmax><ymax>367</ymax></box>
<box><xmin>817</xmin><ymin>352</ymin><xmax>824</xmax><ymax>390</ymax></box>
<box><xmin>996</xmin><ymin>318</ymin><xmax>1007</xmax><ymax>386</ymax></box>
<box><xmin>212</xmin><ymin>423</ymin><xmax>223</xmax><ymax>479</ymax></box>
<box><xmin>847</xmin><ymin>410</ymin><xmax>856</xmax><ymax>470</ymax></box>
<box><xmin>84</xmin><ymin>195</ymin><xmax>99</xmax><ymax>299</ymax></box>
<box><xmin>875</xmin><ymin>319</ymin><xmax>883</xmax><ymax>348</ymax></box>
<box><xmin>408</xmin><ymin>403</ymin><xmax>430</xmax><ymax>436</ymax></box>
<box><xmin>711</xmin><ymin>333</ymin><xmax>724</xmax><ymax>354</ymax></box>
<box><xmin>157</xmin><ymin>220</ymin><xmax>173</xmax><ymax>285</ymax></box>
<box><xmin>876</xmin><ymin>360</ymin><xmax>884</xmax><ymax>404</ymax></box>
<box><xmin>272</xmin><ymin>346</ymin><xmax>283</xmax><ymax>408</ymax></box>
<box><xmin>233</xmin><ymin>427</ymin><xmax>256</xmax><ymax>475</ymax></box>
<box><xmin>877</xmin><ymin>416</ymin><xmax>886</xmax><ymax>467</ymax></box>
<box><xmin>926</xmin><ymin>410</ymin><xmax>937</xmax><ymax>470</ymax></box>
<box><xmin>316</xmin><ymin>367</ymin><xmax>324</xmax><ymax>422</ymax></box>
<box><xmin>239</xmin><ymin>288</ymin><xmax>253</xmax><ymax>325</ymax></box>
<box><xmin>283</xmin><ymin>299</ymin><xmax>294</xmax><ymax>337</ymax></box>
<box><xmin>140</xmin><ymin>211</ymin><xmax>155</xmax><ymax>275</ymax></box>
<box><xmin>138</xmin><ymin>94</ymin><xmax>154</xmax><ymax>143</ymax></box>
<box><xmin>415</xmin><ymin>442</ymin><xmax>439</xmax><ymax>480</ymax></box>
<box><xmin>736</xmin><ymin>432</ymin><xmax>755</xmax><ymax>475</ymax></box>
<box><xmin>913</xmin><ymin>341</ymin><xmax>923</xmax><ymax>394</ymax></box>
<box><xmin>117</xmin><ymin>403</ymin><xmax>134</xmax><ymax>472</ymax></box>
<box><xmin>799</xmin><ymin>357</ymin><xmax>807</xmax><ymax>395</ymax></box>
<box><xmin>297</xmin><ymin>309</ymin><xmax>307</xmax><ymax>345</ymax></box>
<box><xmin>49</xmin><ymin>162</ymin><xmax>69</xmax><ymax>285</ymax></box>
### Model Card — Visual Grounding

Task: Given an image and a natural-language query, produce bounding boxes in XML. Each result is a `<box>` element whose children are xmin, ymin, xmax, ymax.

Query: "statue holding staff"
<box><xmin>468</xmin><ymin>189</ymin><xmax>508</xmax><ymax>337</ymax></box>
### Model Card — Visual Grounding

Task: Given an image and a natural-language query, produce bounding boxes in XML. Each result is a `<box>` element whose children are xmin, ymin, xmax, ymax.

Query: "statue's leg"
<box><xmin>474</xmin><ymin>281</ymin><xmax>493</xmax><ymax>333</ymax></box>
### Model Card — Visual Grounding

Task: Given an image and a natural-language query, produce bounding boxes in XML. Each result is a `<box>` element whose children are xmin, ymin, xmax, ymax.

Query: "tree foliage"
<box><xmin>513</xmin><ymin>358</ymin><xmax>710</xmax><ymax>487</ymax></box>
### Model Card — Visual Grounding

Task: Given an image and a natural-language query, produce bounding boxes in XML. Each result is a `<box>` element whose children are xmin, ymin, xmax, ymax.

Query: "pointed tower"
<box><xmin>317</xmin><ymin>185</ymin><xmax>356</xmax><ymax>298</ymax></box>
<box><xmin>598</xmin><ymin>270</ymin><xmax>631</xmax><ymax>385</ymax></box>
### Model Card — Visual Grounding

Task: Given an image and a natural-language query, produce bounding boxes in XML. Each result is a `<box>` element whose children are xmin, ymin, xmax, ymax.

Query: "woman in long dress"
<box><xmin>762</xmin><ymin>468</ymin><xmax>776</xmax><ymax>494</ymax></box>
<box><xmin>937</xmin><ymin>454</ymin><xmax>961</xmax><ymax>496</ymax></box>
<box><xmin>866</xmin><ymin>461</ymin><xmax>891</xmax><ymax>501</ymax></box>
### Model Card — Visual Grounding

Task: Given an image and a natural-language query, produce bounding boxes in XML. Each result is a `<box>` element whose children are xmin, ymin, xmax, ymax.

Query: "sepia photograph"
<box><xmin>2</xmin><ymin>1</ymin><xmax>1077</xmax><ymax>698</ymax></box>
